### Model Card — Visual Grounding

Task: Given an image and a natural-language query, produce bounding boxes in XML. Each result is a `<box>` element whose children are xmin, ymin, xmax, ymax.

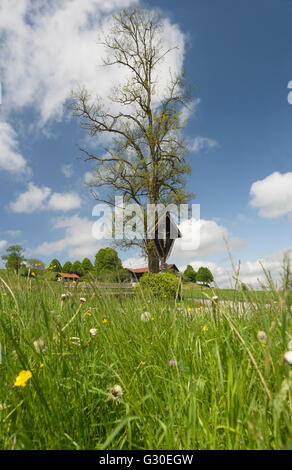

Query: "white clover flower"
<box><xmin>257</xmin><ymin>331</ymin><xmax>267</xmax><ymax>344</ymax></box>
<box><xmin>80</xmin><ymin>297</ymin><xmax>86</xmax><ymax>303</ymax></box>
<box><xmin>89</xmin><ymin>328</ymin><xmax>97</xmax><ymax>336</ymax></box>
<box><xmin>60</xmin><ymin>293</ymin><xmax>67</xmax><ymax>301</ymax></box>
<box><xmin>141</xmin><ymin>312</ymin><xmax>151</xmax><ymax>322</ymax></box>
<box><xmin>283</xmin><ymin>351</ymin><xmax>292</xmax><ymax>365</ymax></box>
<box><xmin>33</xmin><ymin>338</ymin><xmax>46</xmax><ymax>353</ymax></box>
<box><xmin>108</xmin><ymin>384</ymin><xmax>124</xmax><ymax>402</ymax></box>
<box><xmin>212</xmin><ymin>296</ymin><xmax>219</xmax><ymax>302</ymax></box>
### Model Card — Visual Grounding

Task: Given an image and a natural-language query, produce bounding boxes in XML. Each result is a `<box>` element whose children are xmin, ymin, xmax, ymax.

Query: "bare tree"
<box><xmin>69</xmin><ymin>7</ymin><xmax>194</xmax><ymax>272</ymax></box>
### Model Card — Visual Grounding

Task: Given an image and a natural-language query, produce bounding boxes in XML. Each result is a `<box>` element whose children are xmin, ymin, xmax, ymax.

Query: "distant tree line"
<box><xmin>1</xmin><ymin>245</ymin><xmax>130</xmax><ymax>282</ymax></box>
<box><xmin>1</xmin><ymin>245</ymin><xmax>215</xmax><ymax>285</ymax></box>
<box><xmin>183</xmin><ymin>264</ymin><xmax>214</xmax><ymax>285</ymax></box>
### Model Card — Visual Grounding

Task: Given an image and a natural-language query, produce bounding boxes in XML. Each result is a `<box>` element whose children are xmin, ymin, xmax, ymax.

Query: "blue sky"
<box><xmin>0</xmin><ymin>0</ymin><xmax>292</xmax><ymax>287</ymax></box>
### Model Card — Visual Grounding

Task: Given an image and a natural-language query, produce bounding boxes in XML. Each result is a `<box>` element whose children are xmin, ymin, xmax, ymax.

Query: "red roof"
<box><xmin>127</xmin><ymin>264</ymin><xmax>178</xmax><ymax>273</ymax></box>
<box><xmin>57</xmin><ymin>272</ymin><xmax>80</xmax><ymax>279</ymax></box>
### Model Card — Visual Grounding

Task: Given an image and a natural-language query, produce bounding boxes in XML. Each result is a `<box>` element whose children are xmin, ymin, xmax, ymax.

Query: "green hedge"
<box><xmin>140</xmin><ymin>271</ymin><xmax>181</xmax><ymax>299</ymax></box>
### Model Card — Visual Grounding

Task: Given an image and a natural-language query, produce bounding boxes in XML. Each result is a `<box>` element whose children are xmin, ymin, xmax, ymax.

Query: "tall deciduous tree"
<box><xmin>72</xmin><ymin>260</ymin><xmax>83</xmax><ymax>276</ymax></box>
<box><xmin>70</xmin><ymin>7</ymin><xmax>193</xmax><ymax>272</ymax></box>
<box><xmin>196</xmin><ymin>267</ymin><xmax>214</xmax><ymax>285</ymax></box>
<box><xmin>82</xmin><ymin>258</ymin><xmax>93</xmax><ymax>273</ymax></box>
<box><xmin>62</xmin><ymin>261</ymin><xmax>73</xmax><ymax>273</ymax></box>
<box><xmin>95</xmin><ymin>247</ymin><xmax>129</xmax><ymax>282</ymax></box>
<box><xmin>183</xmin><ymin>265</ymin><xmax>197</xmax><ymax>283</ymax></box>
<box><xmin>1</xmin><ymin>245</ymin><xmax>25</xmax><ymax>274</ymax></box>
<box><xmin>48</xmin><ymin>259</ymin><xmax>62</xmax><ymax>272</ymax></box>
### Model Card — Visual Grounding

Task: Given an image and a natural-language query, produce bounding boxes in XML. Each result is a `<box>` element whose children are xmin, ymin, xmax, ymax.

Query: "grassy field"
<box><xmin>183</xmin><ymin>282</ymin><xmax>292</xmax><ymax>304</ymax></box>
<box><xmin>0</xmin><ymin>273</ymin><xmax>292</xmax><ymax>450</ymax></box>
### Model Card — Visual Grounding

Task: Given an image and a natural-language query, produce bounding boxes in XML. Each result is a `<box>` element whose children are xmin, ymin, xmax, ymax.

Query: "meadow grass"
<box><xmin>183</xmin><ymin>283</ymin><xmax>292</xmax><ymax>304</ymax></box>
<box><xmin>0</xmin><ymin>272</ymin><xmax>291</xmax><ymax>450</ymax></box>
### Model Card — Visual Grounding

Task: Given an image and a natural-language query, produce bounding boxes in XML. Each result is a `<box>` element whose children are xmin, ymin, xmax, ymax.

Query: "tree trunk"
<box><xmin>147</xmin><ymin>240</ymin><xmax>160</xmax><ymax>273</ymax></box>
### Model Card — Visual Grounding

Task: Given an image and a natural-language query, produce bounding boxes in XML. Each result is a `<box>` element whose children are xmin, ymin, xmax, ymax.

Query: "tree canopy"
<box><xmin>1</xmin><ymin>245</ymin><xmax>25</xmax><ymax>274</ymax></box>
<box><xmin>95</xmin><ymin>248</ymin><xmax>129</xmax><ymax>282</ymax></box>
<box><xmin>62</xmin><ymin>261</ymin><xmax>73</xmax><ymax>273</ymax></box>
<box><xmin>183</xmin><ymin>265</ymin><xmax>197</xmax><ymax>283</ymax></box>
<box><xmin>72</xmin><ymin>261</ymin><xmax>83</xmax><ymax>276</ymax></box>
<box><xmin>196</xmin><ymin>267</ymin><xmax>214</xmax><ymax>285</ymax></box>
<box><xmin>48</xmin><ymin>259</ymin><xmax>62</xmax><ymax>272</ymax></box>
<box><xmin>82</xmin><ymin>258</ymin><xmax>93</xmax><ymax>273</ymax></box>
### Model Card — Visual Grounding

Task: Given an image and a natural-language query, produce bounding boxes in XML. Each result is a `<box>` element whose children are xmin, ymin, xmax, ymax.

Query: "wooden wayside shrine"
<box><xmin>152</xmin><ymin>210</ymin><xmax>182</xmax><ymax>272</ymax></box>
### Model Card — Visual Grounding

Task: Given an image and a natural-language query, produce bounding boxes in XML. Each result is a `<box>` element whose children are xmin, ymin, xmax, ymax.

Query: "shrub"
<box><xmin>140</xmin><ymin>271</ymin><xmax>181</xmax><ymax>298</ymax></box>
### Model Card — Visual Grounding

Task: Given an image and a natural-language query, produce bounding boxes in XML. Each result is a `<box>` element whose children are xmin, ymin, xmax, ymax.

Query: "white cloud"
<box><xmin>47</xmin><ymin>192</ymin><xmax>81</xmax><ymax>211</ymax></box>
<box><xmin>9</xmin><ymin>182</ymin><xmax>51</xmax><ymax>213</ymax></box>
<box><xmin>179</xmin><ymin>260</ymin><xmax>233</xmax><ymax>288</ymax></box>
<box><xmin>0</xmin><ymin>240</ymin><xmax>7</xmax><ymax>251</ymax></box>
<box><xmin>172</xmin><ymin>218</ymin><xmax>246</xmax><ymax>262</ymax></box>
<box><xmin>180</xmin><ymin>98</ymin><xmax>201</xmax><ymax>122</ymax></box>
<box><xmin>250</xmin><ymin>171</ymin><xmax>292</xmax><ymax>218</ymax></box>
<box><xmin>61</xmin><ymin>164</ymin><xmax>73</xmax><ymax>178</ymax></box>
<box><xmin>0</xmin><ymin>0</ymin><xmax>137</xmax><ymax>123</ymax></box>
<box><xmin>0</xmin><ymin>121</ymin><xmax>28</xmax><ymax>173</ymax></box>
<box><xmin>0</xmin><ymin>0</ymin><xmax>186</xmax><ymax>127</ymax></box>
<box><xmin>9</xmin><ymin>182</ymin><xmax>81</xmax><ymax>213</ymax></box>
<box><xmin>178</xmin><ymin>247</ymin><xmax>292</xmax><ymax>289</ymax></box>
<box><xmin>34</xmin><ymin>214</ymin><xmax>103</xmax><ymax>259</ymax></box>
<box><xmin>123</xmin><ymin>256</ymin><xmax>147</xmax><ymax>269</ymax></box>
<box><xmin>189</xmin><ymin>136</ymin><xmax>218</xmax><ymax>153</ymax></box>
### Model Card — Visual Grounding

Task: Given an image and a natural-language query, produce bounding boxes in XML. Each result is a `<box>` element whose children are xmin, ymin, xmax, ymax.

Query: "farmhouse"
<box><xmin>126</xmin><ymin>264</ymin><xmax>179</xmax><ymax>280</ymax></box>
<box><xmin>56</xmin><ymin>272</ymin><xmax>80</xmax><ymax>282</ymax></box>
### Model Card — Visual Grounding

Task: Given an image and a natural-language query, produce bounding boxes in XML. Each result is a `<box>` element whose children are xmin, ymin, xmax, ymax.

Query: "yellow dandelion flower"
<box><xmin>187</xmin><ymin>307</ymin><xmax>191</xmax><ymax>311</ymax></box>
<box><xmin>31</xmin><ymin>272</ymin><xmax>35</xmax><ymax>276</ymax></box>
<box><xmin>202</xmin><ymin>325</ymin><xmax>208</xmax><ymax>331</ymax></box>
<box><xmin>40</xmin><ymin>363</ymin><xmax>44</xmax><ymax>368</ymax></box>
<box><xmin>86</xmin><ymin>311</ymin><xmax>91</xmax><ymax>316</ymax></box>
<box><xmin>14</xmin><ymin>370</ymin><xmax>32</xmax><ymax>387</ymax></box>
<box><xmin>102</xmin><ymin>318</ymin><xmax>108</xmax><ymax>324</ymax></box>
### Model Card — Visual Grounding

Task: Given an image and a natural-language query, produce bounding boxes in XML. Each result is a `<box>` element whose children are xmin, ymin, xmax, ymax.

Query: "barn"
<box><xmin>56</xmin><ymin>273</ymin><xmax>80</xmax><ymax>282</ymax></box>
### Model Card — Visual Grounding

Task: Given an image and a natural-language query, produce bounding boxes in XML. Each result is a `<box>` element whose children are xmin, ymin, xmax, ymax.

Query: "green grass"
<box><xmin>183</xmin><ymin>282</ymin><xmax>292</xmax><ymax>304</ymax></box>
<box><xmin>0</xmin><ymin>272</ymin><xmax>291</xmax><ymax>450</ymax></box>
